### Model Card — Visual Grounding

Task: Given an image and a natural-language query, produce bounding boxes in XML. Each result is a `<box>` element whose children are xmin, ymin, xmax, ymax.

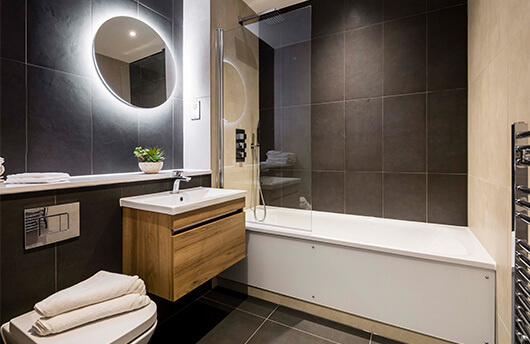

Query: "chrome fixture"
<box><xmin>171</xmin><ymin>172</ymin><xmax>191</xmax><ymax>194</ymax></box>
<box><xmin>238</xmin><ymin>8</ymin><xmax>285</xmax><ymax>25</ymax></box>
<box><xmin>216</xmin><ymin>28</ymin><xmax>224</xmax><ymax>188</ymax></box>
<box><xmin>25</xmin><ymin>202</ymin><xmax>80</xmax><ymax>250</ymax></box>
<box><xmin>251</xmin><ymin>130</ymin><xmax>266</xmax><ymax>222</ymax></box>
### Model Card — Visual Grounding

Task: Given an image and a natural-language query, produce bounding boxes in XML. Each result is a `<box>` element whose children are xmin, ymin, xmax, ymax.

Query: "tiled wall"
<box><xmin>0</xmin><ymin>174</ymin><xmax>211</xmax><ymax>324</ymax></box>
<box><xmin>468</xmin><ymin>1</ymin><xmax>530</xmax><ymax>342</ymax></box>
<box><xmin>261</xmin><ymin>0</ymin><xmax>468</xmax><ymax>225</ymax></box>
<box><xmin>0</xmin><ymin>0</ymin><xmax>184</xmax><ymax>176</ymax></box>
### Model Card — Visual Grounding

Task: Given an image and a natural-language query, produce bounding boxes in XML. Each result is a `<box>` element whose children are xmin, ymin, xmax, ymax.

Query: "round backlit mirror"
<box><xmin>93</xmin><ymin>16</ymin><xmax>175</xmax><ymax>108</ymax></box>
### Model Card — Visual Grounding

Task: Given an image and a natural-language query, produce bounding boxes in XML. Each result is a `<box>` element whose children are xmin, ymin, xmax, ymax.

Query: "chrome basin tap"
<box><xmin>171</xmin><ymin>172</ymin><xmax>191</xmax><ymax>194</ymax></box>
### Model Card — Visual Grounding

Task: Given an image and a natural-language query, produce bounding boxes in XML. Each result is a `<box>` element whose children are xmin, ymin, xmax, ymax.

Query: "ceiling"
<box><xmin>242</xmin><ymin>0</ymin><xmax>305</xmax><ymax>13</ymax></box>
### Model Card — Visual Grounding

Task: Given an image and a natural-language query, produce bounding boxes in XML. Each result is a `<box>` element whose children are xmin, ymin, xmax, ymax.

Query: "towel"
<box><xmin>265</xmin><ymin>151</ymin><xmax>297</xmax><ymax>166</ymax></box>
<box><xmin>34</xmin><ymin>271</ymin><xmax>146</xmax><ymax>317</ymax></box>
<box><xmin>33</xmin><ymin>294</ymin><xmax>151</xmax><ymax>336</ymax></box>
<box><xmin>6</xmin><ymin>173</ymin><xmax>70</xmax><ymax>184</ymax></box>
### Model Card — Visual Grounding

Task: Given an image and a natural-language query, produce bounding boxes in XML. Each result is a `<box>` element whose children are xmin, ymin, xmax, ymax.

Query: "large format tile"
<box><xmin>0</xmin><ymin>59</ymin><xmax>26</xmax><ymax>174</ymax></box>
<box><xmin>383</xmin><ymin>173</ymin><xmax>426</xmax><ymax>222</ymax></box>
<box><xmin>311</xmin><ymin>102</ymin><xmax>345</xmax><ymax>171</ymax></box>
<box><xmin>312</xmin><ymin>171</ymin><xmax>345</xmax><ymax>213</ymax></box>
<box><xmin>345</xmin><ymin>172</ymin><xmax>383</xmax><ymax>217</ymax></box>
<box><xmin>371</xmin><ymin>334</ymin><xmax>407</xmax><ymax>344</ymax></box>
<box><xmin>383</xmin><ymin>94</ymin><xmax>426</xmax><ymax>172</ymax></box>
<box><xmin>345</xmin><ymin>98</ymin><xmax>382</xmax><ymax>171</ymax></box>
<box><xmin>139</xmin><ymin>3</ymin><xmax>173</xmax><ymax>48</ymax></box>
<box><xmin>259</xmin><ymin>41</ymin><xmax>276</xmax><ymax>110</ymax></box>
<box><xmin>311</xmin><ymin>0</ymin><xmax>344</xmax><ymax>38</ymax></box>
<box><xmin>92</xmin><ymin>85</ymin><xmax>139</xmax><ymax>174</ymax></box>
<box><xmin>56</xmin><ymin>185</ymin><xmax>123</xmax><ymax>289</ymax></box>
<box><xmin>383</xmin><ymin>15</ymin><xmax>426</xmax><ymax>95</ymax></box>
<box><xmin>427</xmin><ymin>174</ymin><xmax>467</xmax><ymax>226</ymax></box>
<box><xmin>427</xmin><ymin>5</ymin><xmax>467</xmax><ymax>91</ymax></box>
<box><xmin>311</xmin><ymin>33</ymin><xmax>345</xmax><ymax>103</ymax></box>
<box><xmin>138</xmin><ymin>103</ymin><xmax>174</xmax><ymax>169</ymax></box>
<box><xmin>173</xmin><ymin>2</ymin><xmax>184</xmax><ymax>99</ymax></box>
<box><xmin>121</xmin><ymin>179</ymin><xmax>171</xmax><ymax>197</ymax></box>
<box><xmin>282</xmin><ymin>106</ymin><xmax>311</xmax><ymax>170</ymax></box>
<box><xmin>203</xmin><ymin>287</ymin><xmax>278</xmax><ymax>318</ymax></box>
<box><xmin>345</xmin><ymin>24</ymin><xmax>383</xmax><ymax>100</ymax></box>
<box><xmin>1</xmin><ymin>0</ymin><xmax>25</xmax><ymax>62</ymax></box>
<box><xmin>344</xmin><ymin>0</ymin><xmax>383</xmax><ymax>30</ymax></box>
<box><xmin>140</xmin><ymin>0</ymin><xmax>173</xmax><ymax>19</ymax></box>
<box><xmin>383</xmin><ymin>0</ymin><xmax>426</xmax><ymax>21</ymax></box>
<box><xmin>199</xmin><ymin>309</ymin><xmax>265</xmax><ymax>344</ymax></box>
<box><xmin>27</xmin><ymin>66</ymin><xmax>92</xmax><ymax>175</ymax></box>
<box><xmin>92</xmin><ymin>0</ymin><xmax>137</xmax><ymax>29</ymax></box>
<box><xmin>174</xmin><ymin>99</ymin><xmax>184</xmax><ymax>168</ymax></box>
<box><xmin>427</xmin><ymin>90</ymin><xmax>467</xmax><ymax>173</ymax></box>
<box><xmin>427</xmin><ymin>0</ymin><xmax>466</xmax><ymax>11</ymax></box>
<box><xmin>248</xmin><ymin>320</ymin><xmax>332</xmax><ymax>344</ymax></box>
<box><xmin>0</xmin><ymin>192</ymin><xmax>56</xmax><ymax>324</ymax></box>
<box><xmin>269</xmin><ymin>306</ymin><xmax>371</xmax><ymax>344</ymax></box>
<box><xmin>27</xmin><ymin>0</ymin><xmax>92</xmax><ymax>77</ymax></box>
<box><xmin>281</xmin><ymin>41</ymin><xmax>311</xmax><ymax>107</ymax></box>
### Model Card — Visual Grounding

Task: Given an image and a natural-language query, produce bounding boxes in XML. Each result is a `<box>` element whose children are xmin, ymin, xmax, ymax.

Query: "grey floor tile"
<box><xmin>269</xmin><ymin>306</ymin><xmax>371</xmax><ymax>344</ymax></box>
<box><xmin>371</xmin><ymin>334</ymin><xmax>407</xmax><ymax>344</ymax></box>
<box><xmin>203</xmin><ymin>287</ymin><xmax>278</xmax><ymax>318</ymax></box>
<box><xmin>247</xmin><ymin>321</ymin><xmax>333</xmax><ymax>344</ymax></box>
<box><xmin>198</xmin><ymin>310</ymin><xmax>265</xmax><ymax>344</ymax></box>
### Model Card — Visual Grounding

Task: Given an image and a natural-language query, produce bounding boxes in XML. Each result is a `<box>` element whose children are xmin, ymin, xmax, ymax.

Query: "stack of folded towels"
<box><xmin>265</xmin><ymin>151</ymin><xmax>297</xmax><ymax>166</ymax></box>
<box><xmin>6</xmin><ymin>172</ymin><xmax>70</xmax><ymax>184</ymax></box>
<box><xmin>32</xmin><ymin>271</ymin><xmax>150</xmax><ymax>336</ymax></box>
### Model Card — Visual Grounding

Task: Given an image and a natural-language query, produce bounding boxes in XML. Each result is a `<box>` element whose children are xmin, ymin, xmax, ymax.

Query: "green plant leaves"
<box><xmin>133</xmin><ymin>146</ymin><xmax>165</xmax><ymax>162</ymax></box>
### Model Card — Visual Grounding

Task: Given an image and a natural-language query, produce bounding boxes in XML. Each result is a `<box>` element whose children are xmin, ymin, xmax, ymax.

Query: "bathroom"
<box><xmin>0</xmin><ymin>0</ymin><xmax>528</xmax><ymax>343</ymax></box>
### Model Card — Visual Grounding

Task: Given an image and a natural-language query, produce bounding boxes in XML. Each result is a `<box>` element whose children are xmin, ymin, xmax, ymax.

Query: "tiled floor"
<box><xmin>149</xmin><ymin>287</ymin><xmax>406</xmax><ymax>344</ymax></box>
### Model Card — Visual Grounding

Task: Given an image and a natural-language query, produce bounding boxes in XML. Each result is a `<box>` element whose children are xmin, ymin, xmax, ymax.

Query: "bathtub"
<box><xmin>221</xmin><ymin>206</ymin><xmax>496</xmax><ymax>344</ymax></box>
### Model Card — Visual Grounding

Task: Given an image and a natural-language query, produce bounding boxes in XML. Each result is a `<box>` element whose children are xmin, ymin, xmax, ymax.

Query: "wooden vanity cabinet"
<box><xmin>122</xmin><ymin>198</ymin><xmax>246</xmax><ymax>301</ymax></box>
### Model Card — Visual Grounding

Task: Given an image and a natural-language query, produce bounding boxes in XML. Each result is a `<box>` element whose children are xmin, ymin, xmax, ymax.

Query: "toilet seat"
<box><xmin>4</xmin><ymin>300</ymin><xmax>157</xmax><ymax>344</ymax></box>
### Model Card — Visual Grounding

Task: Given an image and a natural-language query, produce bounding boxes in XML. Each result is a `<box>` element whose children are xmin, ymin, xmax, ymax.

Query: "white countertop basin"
<box><xmin>120</xmin><ymin>187</ymin><xmax>246</xmax><ymax>215</ymax></box>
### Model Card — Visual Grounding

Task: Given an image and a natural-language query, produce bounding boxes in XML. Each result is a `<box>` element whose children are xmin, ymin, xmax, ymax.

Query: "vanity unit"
<box><xmin>120</xmin><ymin>188</ymin><xmax>246</xmax><ymax>301</ymax></box>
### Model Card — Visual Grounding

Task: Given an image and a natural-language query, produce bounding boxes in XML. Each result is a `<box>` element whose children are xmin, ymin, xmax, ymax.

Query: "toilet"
<box><xmin>1</xmin><ymin>300</ymin><xmax>157</xmax><ymax>344</ymax></box>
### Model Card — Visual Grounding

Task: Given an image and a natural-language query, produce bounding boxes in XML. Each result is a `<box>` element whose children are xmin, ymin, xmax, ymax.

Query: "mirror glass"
<box><xmin>94</xmin><ymin>16</ymin><xmax>175</xmax><ymax>108</ymax></box>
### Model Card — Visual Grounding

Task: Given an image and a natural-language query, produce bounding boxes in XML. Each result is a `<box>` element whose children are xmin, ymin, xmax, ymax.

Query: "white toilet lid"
<box><xmin>9</xmin><ymin>300</ymin><xmax>157</xmax><ymax>344</ymax></box>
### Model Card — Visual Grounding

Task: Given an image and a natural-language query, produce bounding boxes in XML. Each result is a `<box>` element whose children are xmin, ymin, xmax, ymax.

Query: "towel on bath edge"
<box><xmin>33</xmin><ymin>293</ymin><xmax>151</xmax><ymax>336</ymax></box>
<box><xmin>34</xmin><ymin>271</ymin><xmax>146</xmax><ymax>317</ymax></box>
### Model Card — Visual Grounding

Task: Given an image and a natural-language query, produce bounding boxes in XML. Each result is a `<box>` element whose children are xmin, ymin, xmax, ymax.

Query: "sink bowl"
<box><xmin>120</xmin><ymin>187</ymin><xmax>247</xmax><ymax>215</ymax></box>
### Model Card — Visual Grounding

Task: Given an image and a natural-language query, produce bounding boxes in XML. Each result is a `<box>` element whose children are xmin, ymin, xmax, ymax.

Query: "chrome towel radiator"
<box><xmin>513</xmin><ymin>122</ymin><xmax>530</xmax><ymax>343</ymax></box>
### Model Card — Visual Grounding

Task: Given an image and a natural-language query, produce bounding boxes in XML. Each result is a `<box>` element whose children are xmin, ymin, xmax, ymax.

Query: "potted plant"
<box><xmin>134</xmin><ymin>147</ymin><xmax>165</xmax><ymax>174</ymax></box>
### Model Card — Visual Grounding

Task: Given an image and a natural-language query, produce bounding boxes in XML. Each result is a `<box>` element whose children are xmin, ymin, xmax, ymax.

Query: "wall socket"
<box><xmin>191</xmin><ymin>100</ymin><xmax>201</xmax><ymax>120</ymax></box>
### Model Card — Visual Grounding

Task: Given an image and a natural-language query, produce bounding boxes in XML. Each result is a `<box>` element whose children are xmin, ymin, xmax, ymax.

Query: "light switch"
<box><xmin>191</xmin><ymin>101</ymin><xmax>201</xmax><ymax>120</ymax></box>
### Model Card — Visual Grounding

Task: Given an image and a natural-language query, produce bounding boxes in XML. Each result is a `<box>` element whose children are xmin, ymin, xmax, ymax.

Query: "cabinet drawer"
<box><xmin>171</xmin><ymin>212</ymin><xmax>245</xmax><ymax>300</ymax></box>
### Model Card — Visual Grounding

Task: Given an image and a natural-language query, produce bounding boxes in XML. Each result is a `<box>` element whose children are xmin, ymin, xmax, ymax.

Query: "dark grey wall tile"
<box><xmin>92</xmin><ymin>87</ymin><xmax>139</xmax><ymax>174</ymax></box>
<box><xmin>282</xmin><ymin>169</ymin><xmax>312</xmax><ymax>207</ymax></box>
<box><xmin>27</xmin><ymin>66</ymin><xmax>92</xmax><ymax>175</ymax></box>
<box><xmin>28</xmin><ymin>0</ymin><xmax>92</xmax><ymax>77</ymax></box>
<box><xmin>174</xmin><ymin>99</ymin><xmax>184</xmax><ymax>169</ymax></box>
<box><xmin>281</xmin><ymin>41</ymin><xmax>311</xmax><ymax>106</ymax></box>
<box><xmin>427</xmin><ymin>90</ymin><xmax>467</xmax><ymax>173</ymax></box>
<box><xmin>140</xmin><ymin>0</ymin><xmax>173</xmax><ymax>20</ymax></box>
<box><xmin>56</xmin><ymin>185</ymin><xmax>123</xmax><ymax>289</ymax></box>
<box><xmin>282</xmin><ymin>106</ymin><xmax>311</xmax><ymax>170</ymax></box>
<box><xmin>345</xmin><ymin>24</ymin><xmax>382</xmax><ymax>100</ymax></box>
<box><xmin>92</xmin><ymin>0</ymin><xmax>137</xmax><ymax>27</ymax></box>
<box><xmin>383</xmin><ymin>0</ymin><xmax>426</xmax><ymax>21</ymax></box>
<box><xmin>1</xmin><ymin>0</ymin><xmax>25</xmax><ymax>62</ymax></box>
<box><xmin>384</xmin><ymin>173</ymin><xmax>426</xmax><ymax>222</ymax></box>
<box><xmin>173</xmin><ymin>6</ymin><xmax>184</xmax><ymax>99</ymax></box>
<box><xmin>259</xmin><ymin>41</ymin><xmax>276</xmax><ymax>110</ymax></box>
<box><xmin>1</xmin><ymin>59</ymin><xmax>26</xmax><ymax>175</ymax></box>
<box><xmin>311</xmin><ymin>102</ymin><xmax>345</xmax><ymax>171</ymax></box>
<box><xmin>281</xmin><ymin>6</ymin><xmax>312</xmax><ymax>47</ymax></box>
<box><xmin>312</xmin><ymin>33</ymin><xmax>345</xmax><ymax>103</ymax></box>
<box><xmin>427</xmin><ymin>0</ymin><xmax>466</xmax><ymax>11</ymax></box>
<box><xmin>1</xmin><ymin>192</ymin><xmax>56</xmax><ymax>324</ymax></box>
<box><xmin>427</xmin><ymin>5</ymin><xmax>467</xmax><ymax>91</ymax></box>
<box><xmin>259</xmin><ymin>108</ymin><xmax>277</xmax><ymax>161</ymax></box>
<box><xmin>344</xmin><ymin>0</ymin><xmax>383</xmax><ymax>30</ymax></box>
<box><xmin>383</xmin><ymin>94</ymin><xmax>426</xmax><ymax>172</ymax></box>
<box><xmin>345</xmin><ymin>172</ymin><xmax>383</xmax><ymax>217</ymax></box>
<box><xmin>121</xmin><ymin>179</ymin><xmax>172</xmax><ymax>197</ymax></box>
<box><xmin>138</xmin><ymin>106</ymin><xmax>174</xmax><ymax>169</ymax></box>
<box><xmin>383</xmin><ymin>15</ymin><xmax>426</xmax><ymax>95</ymax></box>
<box><xmin>345</xmin><ymin>98</ymin><xmax>382</xmax><ymax>171</ymax></box>
<box><xmin>139</xmin><ymin>4</ymin><xmax>172</xmax><ymax>47</ymax></box>
<box><xmin>173</xmin><ymin>0</ymin><xmax>183</xmax><ymax>24</ymax></box>
<box><xmin>428</xmin><ymin>174</ymin><xmax>467</xmax><ymax>225</ymax></box>
<box><xmin>312</xmin><ymin>0</ymin><xmax>344</xmax><ymax>38</ymax></box>
<box><xmin>312</xmin><ymin>171</ymin><xmax>345</xmax><ymax>214</ymax></box>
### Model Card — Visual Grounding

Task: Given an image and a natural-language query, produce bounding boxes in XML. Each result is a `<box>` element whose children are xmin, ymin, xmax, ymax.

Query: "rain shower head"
<box><xmin>238</xmin><ymin>8</ymin><xmax>286</xmax><ymax>26</ymax></box>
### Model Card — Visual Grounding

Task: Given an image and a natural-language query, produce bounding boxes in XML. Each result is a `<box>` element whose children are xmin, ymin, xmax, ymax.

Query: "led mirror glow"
<box><xmin>93</xmin><ymin>16</ymin><xmax>176</xmax><ymax>108</ymax></box>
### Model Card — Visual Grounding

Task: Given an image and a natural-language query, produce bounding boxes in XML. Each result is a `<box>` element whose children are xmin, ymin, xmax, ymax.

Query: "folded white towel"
<box><xmin>34</xmin><ymin>271</ymin><xmax>146</xmax><ymax>317</ymax></box>
<box><xmin>33</xmin><ymin>294</ymin><xmax>151</xmax><ymax>336</ymax></box>
<box><xmin>6</xmin><ymin>173</ymin><xmax>70</xmax><ymax>184</ymax></box>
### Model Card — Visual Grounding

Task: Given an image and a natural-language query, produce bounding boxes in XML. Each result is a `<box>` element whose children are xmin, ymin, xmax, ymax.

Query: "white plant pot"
<box><xmin>139</xmin><ymin>162</ymin><xmax>163</xmax><ymax>174</ymax></box>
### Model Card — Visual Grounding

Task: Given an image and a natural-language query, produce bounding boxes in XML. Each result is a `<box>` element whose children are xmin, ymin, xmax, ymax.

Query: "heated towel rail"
<box><xmin>513</xmin><ymin>122</ymin><xmax>530</xmax><ymax>343</ymax></box>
